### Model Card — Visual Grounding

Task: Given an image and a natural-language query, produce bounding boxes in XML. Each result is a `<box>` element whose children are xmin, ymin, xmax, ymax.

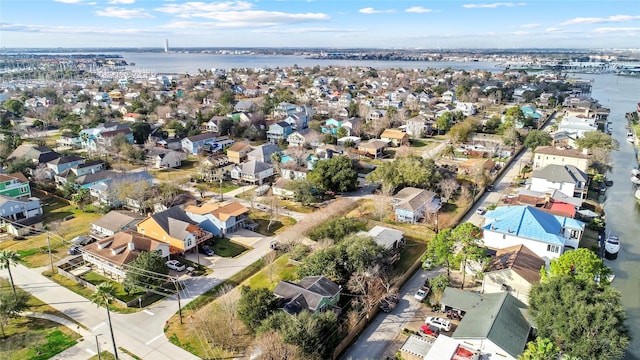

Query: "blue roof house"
<box><xmin>321</xmin><ymin>118</ymin><xmax>343</xmax><ymax>135</ymax></box>
<box><xmin>482</xmin><ymin>205</ymin><xmax>585</xmax><ymax>264</ymax></box>
<box><xmin>521</xmin><ymin>105</ymin><xmax>543</xmax><ymax>127</ymax></box>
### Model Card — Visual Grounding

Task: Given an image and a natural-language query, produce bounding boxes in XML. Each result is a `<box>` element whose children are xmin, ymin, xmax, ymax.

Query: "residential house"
<box><xmin>337</xmin><ymin>136</ymin><xmax>361</xmax><ymax>147</ymax></box>
<box><xmin>274</xmin><ymin>102</ymin><xmax>297</xmax><ymax>118</ymax></box>
<box><xmin>203</xmin><ymin>137</ymin><xmax>234</xmax><ymax>154</ymax></box>
<box><xmin>455</xmin><ymin>102</ymin><xmax>477</xmax><ymax>116</ymax></box>
<box><xmin>156</xmin><ymin>138</ymin><xmax>183</xmax><ymax>151</ymax></box>
<box><xmin>380</xmin><ymin>129</ymin><xmax>409</xmax><ymax>147</ymax></box>
<box><xmin>185</xmin><ymin>201</ymin><xmax>250</xmax><ymax>236</ymax></box>
<box><xmin>358</xmin><ymin>225</ymin><xmax>404</xmax><ymax>251</ymax></box>
<box><xmin>0</xmin><ymin>195</ymin><xmax>42</xmax><ymax>222</ymax></box>
<box><xmin>267</xmin><ymin>121</ymin><xmax>293</xmax><ymax>144</ymax></box>
<box><xmin>54</xmin><ymin>160</ymin><xmax>105</xmax><ymax>185</ymax></box>
<box><xmin>80</xmin><ymin>123</ymin><xmax>132</xmax><ymax>153</ymax></box>
<box><xmin>321</xmin><ymin>118</ymin><xmax>344</xmax><ymax>135</ymax></box>
<box><xmin>201</xmin><ymin>117</ymin><xmax>221</xmax><ymax>133</ymax></box>
<box><xmin>197</xmin><ymin>155</ymin><xmax>234</xmax><ymax>182</ymax></box>
<box><xmin>284</xmin><ymin>111</ymin><xmax>309</xmax><ymax>130</ymax></box>
<box><xmin>230</xmin><ymin>160</ymin><xmax>274</xmax><ymax>185</ymax></box>
<box><xmin>0</xmin><ymin>173</ymin><xmax>31</xmax><ymax>198</ymax></box>
<box><xmin>56</xmin><ymin>133</ymin><xmax>83</xmax><ymax>148</ymax></box>
<box><xmin>147</xmin><ymin>148</ymin><xmax>186</xmax><ymax>169</ymax></box>
<box><xmin>234</xmin><ymin>99</ymin><xmax>255</xmax><ymax>112</ymax></box>
<box><xmin>136</xmin><ymin>206</ymin><xmax>212</xmax><ymax>254</ymax></box>
<box><xmin>8</xmin><ymin>144</ymin><xmax>59</xmax><ymax>165</ymax></box>
<box><xmin>557</xmin><ymin>116</ymin><xmax>598</xmax><ymax>138</ymax></box>
<box><xmin>122</xmin><ymin>113</ymin><xmax>141</xmax><ymax>122</ymax></box>
<box><xmin>532</xmin><ymin>146</ymin><xmax>590</xmax><ymax>172</ymax></box>
<box><xmin>90</xmin><ymin>210</ymin><xmax>146</xmax><ymax>238</ymax></box>
<box><xmin>482</xmin><ymin>205</ymin><xmax>585</xmax><ymax>263</ymax></box>
<box><xmin>84</xmin><ymin>171</ymin><xmax>154</xmax><ymax>205</ymax></box>
<box><xmin>392</xmin><ymin>187</ymin><xmax>440</xmax><ymax>224</ymax></box>
<box><xmin>181</xmin><ymin>133</ymin><xmax>217</xmax><ymax>155</ymax></box>
<box><xmin>272</xmin><ymin>178</ymin><xmax>295</xmax><ymax>199</ymax></box>
<box><xmin>247</xmin><ymin>143</ymin><xmax>282</xmax><ymax>164</ymax></box>
<box><xmin>441</xmin><ymin>90</ymin><xmax>455</xmax><ymax>103</ymax></box>
<box><xmin>226</xmin><ymin>142</ymin><xmax>253</xmax><ymax>164</ymax></box>
<box><xmin>46</xmin><ymin>155</ymin><xmax>85</xmax><ymax>175</ymax></box>
<box><xmin>405</xmin><ymin>115</ymin><xmax>432</xmax><ymax>137</ymax></box>
<box><xmin>521</xmin><ymin>105</ymin><xmax>543</xmax><ymax>126</ymax></box>
<box><xmin>367</xmin><ymin>109</ymin><xmax>387</xmax><ymax>122</ymax></box>
<box><xmin>71</xmin><ymin>102</ymin><xmax>87</xmax><ymax>115</ymax></box>
<box><xmin>81</xmin><ymin>230</ymin><xmax>170</xmax><ymax>281</ymax></box>
<box><xmin>428</xmin><ymin>289</ymin><xmax>533</xmax><ymax>360</ymax></box>
<box><xmin>357</xmin><ymin>140</ymin><xmax>388</xmax><ymax>159</ymax></box>
<box><xmin>530</xmin><ymin>164</ymin><xmax>589</xmax><ymax>200</ymax></box>
<box><xmin>273</xmin><ymin>276</ymin><xmax>341</xmax><ymax>315</ymax></box>
<box><xmin>286</xmin><ymin>131</ymin><xmax>307</xmax><ymax>147</ymax></box>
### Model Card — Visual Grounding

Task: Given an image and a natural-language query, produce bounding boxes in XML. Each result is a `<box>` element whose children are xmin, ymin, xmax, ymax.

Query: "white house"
<box><xmin>532</xmin><ymin>146</ymin><xmax>590</xmax><ymax>172</ymax></box>
<box><xmin>530</xmin><ymin>164</ymin><xmax>589</xmax><ymax>200</ymax></box>
<box><xmin>482</xmin><ymin>205</ymin><xmax>585</xmax><ymax>264</ymax></box>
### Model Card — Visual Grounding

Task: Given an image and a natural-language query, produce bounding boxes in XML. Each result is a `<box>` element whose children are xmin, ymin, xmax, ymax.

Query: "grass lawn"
<box><xmin>277</xmin><ymin>199</ymin><xmax>315</xmax><ymax>214</ymax></box>
<box><xmin>393</xmin><ymin>236</ymin><xmax>429</xmax><ymax>277</ymax></box>
<box><xmin>409</xmin><ymin>139</ymin><xmax>432</xmax><ymax>148</ymax></box>
<box><xmin>210</xmin><ymin>238</ymin><xmax>249</xmax><ymax>258</ymax></box>
<box><xmin>0</xmin><ymin>284</ymin><xmax>81</xmax><ymax>360</ymax></box>
<box><xmin>204</xmin><ymin>180</ymin><xmax>240</xmax><ymax>194</ymax></box>
<box><xmin>150</xmin><ymin>160</ymin><xmax>197</xmax><ymax>182</ymax></box>
<box><xmin>245</xmin><ymin>254</ymin><xmax>298</xmax><ymax>290</ymax></box>
<box><xmin>249</xmin><ymin>211</ymin><xmax>296</xmax><ymax>236</ymax></box>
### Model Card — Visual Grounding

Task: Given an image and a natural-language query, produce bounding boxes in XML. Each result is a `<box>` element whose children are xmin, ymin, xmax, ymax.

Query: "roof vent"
<box><xmin>128</xmin><ymin>242</ymin><xmax>135</xmax><ymax>251</ymax></box>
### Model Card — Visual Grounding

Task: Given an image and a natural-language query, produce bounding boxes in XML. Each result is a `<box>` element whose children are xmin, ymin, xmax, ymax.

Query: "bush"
<box><xmin>308</xmin><ymin>217</ymin><xmax>364</xmax><ymax>242</ymax></box>
<box><xmin>290</xmin><ymin>244</ymin><xmax>310</xmax><ymax>262</ymax></box>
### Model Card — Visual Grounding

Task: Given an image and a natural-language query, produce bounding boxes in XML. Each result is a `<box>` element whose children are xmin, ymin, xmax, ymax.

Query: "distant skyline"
<box><xmin>2</xmin><ymin>0</ymin><xmax>640</xmax><ymax>49</ymax></box>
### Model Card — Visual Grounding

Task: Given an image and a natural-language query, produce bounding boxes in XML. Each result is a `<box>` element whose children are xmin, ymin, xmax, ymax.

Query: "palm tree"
<box><xmin>0</xmin><ymin>251</ymin><xmax>20</xmax><ymax>298</ymax></box>
<box><xmin>91</xmin><ymin>282</ymin><xmax>119</xmax><ymax>360</ymax></box>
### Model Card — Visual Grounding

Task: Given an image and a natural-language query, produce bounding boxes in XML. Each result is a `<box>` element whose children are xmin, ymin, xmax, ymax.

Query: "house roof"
<box><xmin>185</xmin><ymin>201</ymin><xmax>249</xmax><ymax>221</ymax></box>
<box><xmin>149</xmin><ymin>206</ymin><xmax>199</xmax><ymax>239</ymax></box>
<box><xmin>532</xmin><ymin>164</ymin><xmax>588</xmax><ymax>183</ymax></box>
<box><xmin>359</xmin><ymin>140</ymin><xmax>388</xmax><ymax>150</ymax></box>
<box><xmin>380</xmin><ymin>129</ymin><xmax>408</xmax><ymax>140</ymax></box>
<box><xmin>452</xmin><ymin>292</ymin><xmax>533</xmax><ymax>359</ymax></box>
<box><xmin>273</xmin><ymin>276</ymin><xmax>340</xmax><ymax>314</ymax></box>
<box><xmin>247</xmin><ymin>143</ymin><xmax>282</xmax><ymax>160</ymax></box>
<box><xmin>400</xmin><ymin>335</ymin><xmax>433</xmax><ymax>358</ymax></box>
<box><xmin>483</xmin><ymin>205</ymin><xmax>585</xmax><ymax>246</ymax></box>
<box><xmin>48</xmin><ymin>155</ymin><xmax>85</xmax><ymax>165</ymax></box>
<box><xmin>0</xmin><ymin>173</ymin><xmax>26</xmax><ymax>184</ymax></box>
<box><xmin>393</xmin><ymin>187</ymin><xmax>439</xmax><ymax>212</ymax></box>
<box><xmin>486</xmin><ymin>244</ymin><xmax>545</xmax><ymax>284</ymax></box>
<box><xmin>82</xmin><ymin>230</ymin><xmax>166</xmax><ymax>266</ymax></box>
<box><xmin>534</xmin><ymin>146</ymin><xmax>589</xmax><ymax>159</ymax></box>
<box><xmin>100</xmin><ymin>128</ymin><xmax>132</xmax><ymax>138</ymax></box>
<box><xmin>360</xmin><ymin>225</ymin><xmax>403</xmax><ymax>250</ymax></box>
<box><xmin>185</xmin><ymin>132</ymin><xmax>216</xmax><ymax>143</ymax></box>
<box><xmin>91</xmin><ymin>210</ymin><xmax>145</xmax><ymax>233</ymax></box>
<box><xmin>242</xmin><ymin>160</ymin><xmax>272</xmax><ymax>175</ymax></box>
<box><xmin>227</xmin><ymin>142</ymin><xmax>252</xmax><ymax>153</ymax></box>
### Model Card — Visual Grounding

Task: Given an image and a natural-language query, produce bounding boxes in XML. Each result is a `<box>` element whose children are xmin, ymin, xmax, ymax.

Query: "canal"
<box><xmin>584</xmin><ymin>73</ymin><xmax>640</xmax><ymax>359</ymax></box>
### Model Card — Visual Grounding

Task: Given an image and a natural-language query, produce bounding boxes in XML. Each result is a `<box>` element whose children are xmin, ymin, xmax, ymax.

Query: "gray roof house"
<box><xmin>392</xmin><ymin>187</ymin><xmax>441</xmax><ymax>224</ymax></box>
<box><xmin>357</xmin><ymin>225</ymin><xmax>405</xmax><ymax>250</ymax></box>
<box><xmin>230</xmin><ymin>160</ymin><xmax>274</xmax><ymax>185</ymax></box>
<box><xmin>247</xmin><ymin>143</ymin><xmax>283</xmax><ymax>163</ymax></box>
<box><xmin>0</xmin><ymin>195</ymin><xmax>42</xmax><ymax>221</ymax></box>
<box><xmin>273</xmin><ymin>276</ymin><xmax>341</xmax><ymax>315</ymax></box>
<box><xmin>530</xmin><ymin>164</ymin><xmax>589</xmax><ymax>200</ymax></box>
<box><xmin>90</xmin><ymin>210</ymin><xmax>146</xmax><ymax>238</ymax></box>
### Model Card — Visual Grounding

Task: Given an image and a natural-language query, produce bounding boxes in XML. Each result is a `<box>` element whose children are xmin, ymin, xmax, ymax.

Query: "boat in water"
<box><xmin>632</xmin><ymin>168</ymin><xmax>640</xmax><ymax>176</ymax></box>
<box><xmin>627</xmin><ymin>131</ymin><xmax>635</xmax><ymax>143</ymax></box>
<box><xmin>604</xmin><ymin>233</ymin><xmax>620</xmax><ymax>260</ymax></box>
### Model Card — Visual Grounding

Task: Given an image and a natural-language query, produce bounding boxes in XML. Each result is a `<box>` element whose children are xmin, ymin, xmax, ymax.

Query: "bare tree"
<box><xmin>439</xmin><ymin>177</ymin><xmax>459</xmax><ymax>204</ymax></box>
<box><xmin>216</xmin><ymin>284</ymin><xmax>240</xmax><ymax>336</ymax></box>
<box><xmin>250</xmin><ymin>331</ymin><xmax>303</xmax><ymax>360</ymax></box>
<box><xmin>459</xmin><ymin>184</ymin><xmax>473</xmax><ymax>204</ymax></box>
<box><xmin>263</xmin><ymin>251</ymin><xmax>278</xmax><ymax>283</ymax></box>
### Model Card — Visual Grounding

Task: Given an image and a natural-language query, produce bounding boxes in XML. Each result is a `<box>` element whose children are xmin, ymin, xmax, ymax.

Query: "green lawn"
<box><xmin>47</xmin><ymin>273</ymin><xmax>139</xmax><ymax>314</ymax></box>
<box><xmin>211</xmin><ymin>238</ymin><xmax>250</xmax><ymax>258</ymax></box>
<box><xmin>393</xmin><ymin>237</ymin><xmax>429</xmax><ymax>277</ymax></box>
<box><xmin>245</xmin><ymin>254</ymin><xmax>298</xmax><ymax>290</ymax></box>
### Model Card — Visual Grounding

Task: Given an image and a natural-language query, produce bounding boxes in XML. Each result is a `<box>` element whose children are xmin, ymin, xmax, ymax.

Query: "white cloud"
<box><xmin>253</xmin><ymin>27</ymin><xmax>367</xmax><ymax>34</ymax></box>
<box><xmin>155</xmin><ymin>1</ymin><xmax>253</xmax><ymax>14</ymax></box>
<box><xmin>520</xmin><ymin>23</ymin><xmax>540</xmax><ymax>28</ymax></box>
<box><xmin>592</xmin><ymin>27</ymin><xmax>640</xmax><ymax>34</ymax></box>
<box><xmin>561</xmin><ymin>15</ymin><xmax>640</xmax><ymax>26</ymax></box>
<box><xmin>405</xmin><ymin>6</ymin><xmax>432</xmax><ymax>13</ymax></box>
<box><xmin>1</xmin><ymin>22</ymin><xmax>155</xmax><ymax>34</ymax></box>
<box><xmin>359</xmin><ymin>7</ymin><xmax>395</xmax><ymax>14</ymax></box>
<box><xmin>463</xmin><ymin>2</ymin><xmax>526</xmax><ymax>9</ymax></box>
<box><xmin>545</xmin><ymin>27</ymin><xmax>562</xmax><ymax>33</ymax></box>
<box><xmin>511</xmin><ymin>31</ymin><xmax>532</xmax><ymax>35</ymax></box>
<box><xmin>109</xmin><ymin>0</ymin><xmax>135</xmax><ymax>4</ymax></box>
<box><xmin>95</xmin><ymin>7</ymin><xmax>154</xmax><ymax>19</ymax></box>
<box><xmin>54</xmin><ymin>0</ymin><xmax>83</xmax><ymax>3</ymax></box>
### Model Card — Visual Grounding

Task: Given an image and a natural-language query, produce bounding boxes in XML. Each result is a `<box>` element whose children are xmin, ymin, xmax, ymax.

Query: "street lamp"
<box><xmin>95</xmin><ymin>334</ymin><xmax>103</xmax><ymax>360</ymax></box>
<box><xmin>219</xmin><ymin>178</ymin><xmax>223</xmax><ymax>201</ymax></box>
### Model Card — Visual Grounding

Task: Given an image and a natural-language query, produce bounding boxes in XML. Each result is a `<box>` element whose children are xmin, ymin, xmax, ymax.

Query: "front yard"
<box><xmin>209</xmin><ymin>238</ymin><xmax>250</xmax><ymax>258</ymax></box>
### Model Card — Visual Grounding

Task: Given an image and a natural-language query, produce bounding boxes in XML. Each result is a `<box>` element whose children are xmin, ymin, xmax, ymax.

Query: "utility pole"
<box><xmin>219</xmin><ymin>178</ymin><xmax>223</xmax><ymax>201</ymax></box>
<box><xmin>174</xmin><ymin>280</ymin><xmax>183</xmax><ymax>324</ymax></box>
<box><xmin>95</xmin><ymin>334</ymin><xmax>102</xmax><ymax>360</ymax></box>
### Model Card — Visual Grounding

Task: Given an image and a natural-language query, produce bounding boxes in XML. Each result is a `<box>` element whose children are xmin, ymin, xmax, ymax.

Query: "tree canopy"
<box><xmin>307</xmin><ymin>217</ymin><xmax>364</xmax><ymax>242</ymax></box>
<box><xmin>307</xmin><ymin>155</ymin><xmax>358</xmax><ymax>193</ymax></box>
<box><xmin>574</xmin><ymin>131</ymin><xmax>619</xmax><ymax>151</ymax></box>
<box><xmin>124</xmin><ymin>251</ymin><xmax>169</xmax><ymax>291</ymax></box>
<box><xmin>529</xmin><ymin>275</ymin><xmax>629</xmax><ymax>359</ymax></box>
<box><xmin>237</xmin><ymin>286</ymin><xmax>280</xmax><ymax>332</ymax></box>
<box><xmin>547</xmin><ymin>248</ymin><xmax>612</xmax><ymax>284</ymax></box>
<box><xmin>366</xmin><ymin>155</ymin><xmax>441</xmax><ymax>192</ymax></box>
<box><xmin>524</xmin><ymin>130</ymin><xmax>552</xmax><ymax>151</ymax></box>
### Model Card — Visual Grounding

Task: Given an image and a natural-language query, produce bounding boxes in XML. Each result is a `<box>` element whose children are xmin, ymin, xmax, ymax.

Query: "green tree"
<box><xmin>61</xmin><ymin>175</ymin><xmax>78</xmax><ymax>199</ymax></box>
<box><xmin>323</xmin><ymin>133</ymin><xmax>337</xmax><ymax>145</ymax></box>
<box><xmin>436</xmin><ymin>112</ymin><xmax>453</xmax><ymax>133</ymax></box>
<box><xmin>308</xmin><ymin>217</ymin><xmax>362</xmax><ymax>242</ymax></box>
<box><xmin>343</xmin><ymin>235</ymin><xmax>388</xmax><ymax>274</ymax></box>
<box><xmin>308</xmin><ymin>156</ymin><xmax>358</xmax><ymax>193</ymax></box>
<box><xmin>0</xmin><ymin>251</ymin><xmax>20</xmax><ymax>298</ymax></box>
<box><xmin>423</xmin><ymin>229</ymin><xmax>455</xmax><ymax>279</ymax></box>
<box><xmin>529</xmin><ymin>276</ymin><xmax>629</xmax><ymax>359</ymax></box>
<box><xmin>429</xmin><ymin>273</ymin><xmax>450</xmax><ymax>297</ymax></box>
<box><xmin>130</xmin><ymin>122</ymin><xmax>152</xmax><ymax>144</ymax></box>
<box><xmin>574</xmin><ymin>131</ymin><xmax>619</xmax><ymax>151</ymax></box>
<box><xmin>367</xmin><ymin>156</ymin><xmax>441</xmax><ymax>193</ymax></box>
<box><xmin>451</xmin><ymin>222</ymin><xmax>485</xmax><ymax>289</ymax></box>
<box><xmin>296</xmin><ymin>246</ymin><xmax>346</xmax><ymax>284</ymax></box>
<box><xmin>218</xmin><ymin>118</ymin><xmax>234</xmax><ymax>136</ymax></box>
<box><xmin>71</xmin><ymin>187</ymin><xmax>91</xmax><ymax>210</ymax></box>
<box><xmin>237</xmin><ymin>286</ymin><xmax>280</xmax><ymax>332</ymax></box>
<box><xmin>91</xmin><ymin>282</ymin><xmax>120</xmax><ymax>360</ymax></box>
<box><xmin>519</xmin><ymin>337</ymin><xmax>560</xmax><ymax>360</ymax></box>
<box><xmin>484</xmin><ymin>115</ymin><xmax>502</xmax><ymax>134</ymax></box>
<box><xmin>524</xmin><ymin>130</ymin><xmax>552</xmax><ymax>151</ymax></box>
<box><xmin>336</xmin><ymin>126</ymin><xmax>348</xmax><ymax>139</ymax></box>
<box><xmin>2</xmin><ymin>99</ymin><xmax>25</xmax><ymax>117</ymax></box>
<box><xmin>547</xmin><ymin>248</ymin><xmax>611</xmax><ymax>284</ymax></box>
<box><xmin>448</xmin><ymin>121</ymin><xmax>472</xmax><ymax>144</ymax></box>
<box><xmin>285</xmin><ymin>179</ymin><xmax>318</xmax><ymax>204</ymax></box>
<box><xmin>0</xmin><ymin>289</ymin><xmax>29</xmax><ymax>337</ymax></box>
<box><xmin>504</xmin><ymin>106</ymin><xmax>525</xmax><ymax>127</ymax></box>
<box><xmin>124</xmin><ymin>251</ymin><xmax>169</xmax><ymax>291</ymax></box>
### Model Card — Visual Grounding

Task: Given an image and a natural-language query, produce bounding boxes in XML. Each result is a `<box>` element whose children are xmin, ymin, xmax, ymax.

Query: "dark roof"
<box><xmin>91</xmin><ymin>210</ymin><xmax>145</xmax><ymax>233</ymax></box>
<box><xmin>186</xmin><ymin>133</ymin><xmax>216</xmax><ymax>142</ymax></box>
<box><xmin>150</xmin><ymin>206</ymin><xmax>198</xmax><ymax>235</ymax></box>
<box><xmin>487</xmin><ymin>245</ymin><xmax>545</xmax><ymax>284</ymax></box>
<box><xmin>532</xmin><ymin>164</ymin><xmax>588</xmax><ymax>183</ymax></box>
<box><xmin>48</xmin><ymin>155</ymin><xmax>85</xmax><ymax>165</ymax></box>
<box><xmin>76</xmin><ymin>170</ymin><xmax>119</xmax><ymax>185</ymax></box>
<box><xmin>273</xmin><ymin>276</ymin><xmax>340</xmax><ymax>314</ymax></box>
<box><xmin>101</xmin><ymin>128</ymin><xmax>132</xmax><ymax>138</ymax></box>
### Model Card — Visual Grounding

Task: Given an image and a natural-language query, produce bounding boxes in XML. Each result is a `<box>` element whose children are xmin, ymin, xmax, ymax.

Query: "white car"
<box><xmin>425</xmin><ymin>316</ymin><xmax>451</xmax><ymax>332</ymax></box>
<box><xmin>166</xmin><ymin>260</ymin><xmax>186</xmax><ymax>272</ymax></box>
<box><xmin>476</xmin><ymin>207</ymin><xmax>486</xmax><ymax>215</ymax></box>
<box><xmin>414</xmin><ymin>289</ymin><xmax>428</xmax><ymax>302</ymax></box>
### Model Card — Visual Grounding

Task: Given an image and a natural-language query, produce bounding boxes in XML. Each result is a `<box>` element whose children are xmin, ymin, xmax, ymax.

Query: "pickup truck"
<box><xmin>414</xmin><ymin>279</ymin><xmax>431</xmax><ymax>302</ymax></box>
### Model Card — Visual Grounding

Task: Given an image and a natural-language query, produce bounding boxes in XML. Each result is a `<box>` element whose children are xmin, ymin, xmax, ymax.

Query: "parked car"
<box><xmin>414</xmin><ymin>288</ymin><xmax>428</xmax><ymax>302</ymax></box>
<box><xmin>425</xmin><ymin>316</ymin><xmax>451</xmax><ymax>332</ymax></box>
<box><xmin>67</xmin><ymin>245</ymin><xmax>82</xmax><ymax>255</ymax></box>
<box><xmin>476</xmin><ymin>207</ymin><xmax>486</xmax><ymax>215</ymax></box>
<box><xmin>199</xmin><ymin>245</ymin><xmax>215</xmax><ymax>256</ymax></box>
<box><xmin>420</xmin><ymin>324</ymin><xmax>440</xmax><ymax>337</ymax></box>
<box><xmin>166</xmin><ymin>260</ymin><xmax>186</xmax><ymax>272</ymax></box>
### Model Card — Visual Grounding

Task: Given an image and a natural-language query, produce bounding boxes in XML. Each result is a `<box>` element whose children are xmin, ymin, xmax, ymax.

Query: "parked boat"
<box><xmin>631</xmin><ymin>175</ymin><xmax>640</xmax><ymax>185</ymax></box>
<box><xmin>604</xmin><ymin>233</ymin><xmax>620</xmax><ymax>260</ymax></box>
<box><xmin>635</xmin><ymin>189</ymin><xmax>640</xmax><ymax>201</ymax></box>
<box><xmin>627</xmin><ymin>132</ymin><xmax>635</xmax><ymax>143</ymax></box>
<box><xmin>632</xmin><ymin>168</ymin><xmax>640</xmax><ymax>176</ymax></box>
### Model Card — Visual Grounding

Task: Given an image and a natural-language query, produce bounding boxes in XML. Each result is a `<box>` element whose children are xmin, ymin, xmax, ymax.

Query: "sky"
<box><xmin>1</xmin><ymin>0</ymin><xmax>639</xmax><ymax>49</ymax></box>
